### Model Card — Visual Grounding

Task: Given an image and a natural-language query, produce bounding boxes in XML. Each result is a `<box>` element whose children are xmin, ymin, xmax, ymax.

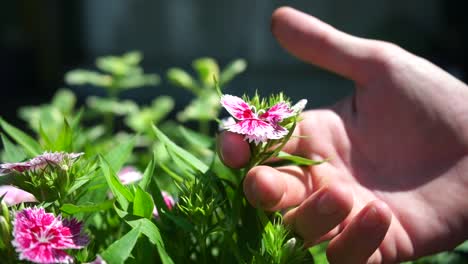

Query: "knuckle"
<box><xmin>365</xmin><ymin>40</ymin><xmax>406</xmax><ymax>73</ymax></box>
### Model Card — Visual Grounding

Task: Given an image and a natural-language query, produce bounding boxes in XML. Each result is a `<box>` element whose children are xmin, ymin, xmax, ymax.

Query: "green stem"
<box><xmin>199</xmin><ymin>120</ymin><xmax>210</xmax><ymax>135</ymax></box>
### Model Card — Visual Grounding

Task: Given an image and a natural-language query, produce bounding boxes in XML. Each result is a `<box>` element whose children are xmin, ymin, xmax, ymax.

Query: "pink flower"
<box><xmin>117</xmin><ymin>166</ymin><xmax>143</xmax><ymax>185</ymax></box>
<box><xmin>0</xmin><ymin>152</ymin><xmax>84</xmax><ymax>174</ymax></box>
<box><xmin>0</xmin><ymin>185</ymin><xmax>36</xmax><ymax>206</ymax></box>
<box><xmin>153</xmin><ymin>191</ymin><xmax>175</xmax><ymax>218</ymax></box>
<box><xmin>220</xmin><ymin>95</ymin><xmax>296</xmax><ymax>145</ymax></box>
<box><xmin>12</xmin><ymin>207</ymin><xmax>88</xmax><ymax>263</ymax></box>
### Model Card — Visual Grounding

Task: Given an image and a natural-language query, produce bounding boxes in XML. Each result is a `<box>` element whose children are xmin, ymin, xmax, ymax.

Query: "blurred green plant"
<box><xmin>65</xmin><ymin>51</ymin><xmax>160</xmax><ymax>96</ymax></box>
<box><xmin>167</xmin><ymin>57</ymin><xmax>246</xmax><ymax>134</ymax></box>
<box><xmin>65</xmin><ymin>51</ymin><xmax>170</xmax><ymax>136</ymax></box>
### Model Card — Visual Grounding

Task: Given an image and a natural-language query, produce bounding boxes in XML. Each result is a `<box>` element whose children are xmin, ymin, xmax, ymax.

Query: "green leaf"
<box><xmin>126</xmin><ymin>218</ymin><xmax>174</xmax><ymax>264</ymax></box>
<box><xmin>1</xmin><ymin>133</ymin><xmax>26</xmax><ymax>162</ymax></box>
<box><xmin>158</xmin><ymin>162</ymin><xmax>184</xmax><ymax>183</ymax></box>
<box><xmin>60</xmin><ymin>200</ymin><xmax>114</xmax><ymax>215</ymax></box>
<box><xmin>133</xmin><ymin>186</ymin><xmax>154</xmax><ymax>219</ymax></box>
<box><xmin>277</xmin><ymin>151</ymin><xmax>326</xmax><ymax>166</ymax></box>
<box><xmin>152</xmin><ymin>125</ymin><xmax>208</xmax><ymax>174</ymax></box>
<box><xmin>220</xmin><ymin>58</ymin><xmax>247</xmax><ymax>86</ymax></box>
<box><xmin>192</xmin><ymin>57</ymin><xmax>219</xmax><ymax>86</ymax></box>
<box><xmin>104</xmin><ymin>136</ymin><xmax>136</xmax><ymax>174</ymax></box>
<box><xmin>65</xmin><ymin>69</ymin><xmax>112</xmax><ymax>87</ymax></box>
<box><xmin>178</xmin><ymin>126</ymin><xmax>213</xmax><ymax>148</ymax></box>
<box><xmin>51</xmin><ymin>89</ymin><xmax>76</xmax><ymax>114</ymax></box>
<box><xmin>101</xmin><ymin>223</ymin><xmax>141</xmax><ymax>264</ymax></box>
<box><xmin>166</xmin><ymin>68</ymin><xmax>200</xmax><ymax>94</ymax></box>
<box><xmin>99</xmin><ymin>156</ymin><xmax>134</xmax><ymax>210</ymax></box>
<box><xmin>55</xmin><ymin>119</ymin><xmax>73</xmax><ymax>151</ymax></box>
<box><xmin>138</xmin><ymin>153</ymin><xmax>155</xmax><ymax>191</ymax></box>
<box><xmin>0</xmin><ymin>118</ymin><xmax>42</xmax><ymax>156</ymax></box>
<box><xmin>38</xmin><ymin>123</ymin><xmax>53</xmax><ymax>149</ymax></box>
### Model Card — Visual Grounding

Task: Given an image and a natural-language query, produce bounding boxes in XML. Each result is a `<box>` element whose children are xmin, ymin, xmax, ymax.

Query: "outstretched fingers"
<box><xmin>271</xmin><ymin>6</ymin><xmax>381</xmax><ymax>84</ymax></box>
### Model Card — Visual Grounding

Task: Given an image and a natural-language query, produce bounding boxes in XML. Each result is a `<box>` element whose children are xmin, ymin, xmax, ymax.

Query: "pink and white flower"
<box><xmin>220</xmin><ymin>95</ymin><xmax>303</xmax><ymax>145</ymax></box>
<box><xmin>153</xmin><ymin>191</ymin><xmax>176</xmax><ymax>219</ymax></box>
<box><xmin>0</xmin><ymin>185</ymin><xmax>36</xmax><ymax>206</ymax></box>
<box><xmin>12</xmin><ymin>207</ymin><xmax>88</xmax><ymax>263</ymax></box>
<box><xmin>117</xmin><ymin>166</ymin><xmax>143</xmax><ymax>185</ymax></box>
<box><xmin>0</xmin><ymin>152</ymin><xmax>84</xmax><ymax>174</ymax></box>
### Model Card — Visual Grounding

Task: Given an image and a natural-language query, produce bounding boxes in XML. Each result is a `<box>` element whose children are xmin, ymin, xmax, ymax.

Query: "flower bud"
<box><xmin>1</xmin><ymin>200</ymin><xmax>9</xmax><ymax>223</ymax></box>
<box><xmin>0</xmin><ymin>215</ymin><xmax>10</xmax><ymax>246</ymax></box>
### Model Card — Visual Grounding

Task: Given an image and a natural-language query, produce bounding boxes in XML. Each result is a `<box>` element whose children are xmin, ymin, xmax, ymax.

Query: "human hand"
<box><xmin>218</xmin><ymin>6</ymin><xmax>468</xmax><ymax>263</ymax></box>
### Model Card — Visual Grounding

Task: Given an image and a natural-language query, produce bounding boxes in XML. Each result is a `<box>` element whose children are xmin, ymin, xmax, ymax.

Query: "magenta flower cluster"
<box><xmin>12</xmin><ymin>207</ymin><xmax>88</xmax><ymax>263</ymax></box>
<box><xmin>220</xmin><ymin>95</ymin><xmax>306</xmax><ymax>144</ymax></box>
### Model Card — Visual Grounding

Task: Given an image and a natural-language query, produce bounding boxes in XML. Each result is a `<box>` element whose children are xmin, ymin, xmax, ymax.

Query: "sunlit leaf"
<box><xmin>133</xmin><ymin>186</ymin><xmax>154</xmax><ymax>219</ymax></box>
<box><xmin>152</xmin><ymin>125</ymin><xmax>208</xmax><ymax>174</ymax></box>
<box><xmin>1</xmin><ymin>133</ymin><xmax>26</xmax><ymax>162</ymax></box>
<box><xmin>0</xmin><ymin>117</ymin><xmax>42</xmax><ymax>156</ymax></box>
<box><xmin>101</xmin><ymin>223</ymin><xmax>141</xmax><ymax>264</ymax></box>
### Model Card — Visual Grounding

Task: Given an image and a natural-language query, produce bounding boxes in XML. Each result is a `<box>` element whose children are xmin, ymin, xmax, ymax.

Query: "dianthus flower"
<box><xmin>12</xmin><ymin>207</ymin><xmax>88</xmax><ymax>263</ymax></box>
<box><xmin>153</xmin><ymin>191</ymin><xmax>176</xmax><ymax>219</ymax></box>
<box><xmin>117</xmin><ymin>166</ymin><xmax>143</xmax><ymax>185</ymax></box>
<box><xmin>220</xmin><ymin>95</ymin><xmax>305</xmax><ymax>145</ymax></box>
<box><xmin>0</xmin><ymin>152</ymin><xmax>84</xmax><ymax>174</ymax></box>
<box><xmin>0</xmin><ymin>185</ymin><xmax>36</xmax><ymax>206</ymax></box>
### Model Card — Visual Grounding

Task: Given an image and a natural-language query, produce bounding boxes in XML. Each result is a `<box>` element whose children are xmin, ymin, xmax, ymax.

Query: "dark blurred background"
<box><xmin>1</xmin><ymin>0</ymin><xmax>467</xmax><ymax>126</ymax></box>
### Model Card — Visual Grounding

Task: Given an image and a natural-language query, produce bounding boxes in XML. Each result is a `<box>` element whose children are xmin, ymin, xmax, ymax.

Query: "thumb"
<box><xmin>271</xmin><ymin>7</ymin><xmax>379</xmax><ymax>84</ymax></box>
<box><xmin>218</xmin><ymin>131</ymin><xmax>251</xmax><ymax>169</ymax></box>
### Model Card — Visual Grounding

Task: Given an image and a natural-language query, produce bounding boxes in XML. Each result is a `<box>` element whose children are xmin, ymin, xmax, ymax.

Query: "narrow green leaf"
<box><xmin>55</xmin><ymin>119</ymin><xmax>73</xmax><ymax>151</ymax></box>
<box><xmin>166</xmin><ymin>68</ymin><xmax>200</xmax><ymax>94</ymax></box>
<box><xmin>99</xmin><ymin>156</ymin><xmax>133</xmax><ymax>210</ymax></box>
<box><xmin>38</xmin><ymin>123</ymin><xmax>53</xmax><ymax>149</ymax></box>
<box><xmin>277</xmin><ymin>151</ymin><xmax>327</xmax><ymax>166</ymax></box>
<box><xmin>192</xmin><ymin>57</ymin><xmax>219</xmax><ymax>86</ymax></box>
<box><xmin>149</xmin><ymin>180</ymin><xmax>170</xmax><ymax>221</ymax></box>
<box><xmin>1</xmin><ymin>134</ymin><xmax>26</xmax><ymax>162</ymax></box>
<box><xmin>60</xmin><ymin>200</ymin><xmax>114</xmax><ymax>215</ymax></box>
<box><xmin>101</xmin><ymin>224</ymin><xmax>141</xmax><ymax>264</ymax></box>
<box><xmin>0</xmin><ymin>118</ymin><xmax>42</xmax><ymax>156</ymax></box>
<box><xmin>133</xmin><ymin>186</ymin><xmax>154</xmax><ymax>219</ymax></box>
<box><xmin>138</xmin><ymin>153</ymin><xmax>155</xmax><ymax>191</ymax></box>
<box><xmin>104</xmin><ymin>136</ymin><xmax>136</xmax><ymax>173</ymax></box>
<box><xmin>159</xmin><ymin>163</ymin><xmax>184</xmax><ymax>183</ymax></box>
<box><xmin>178</xmin><ymin>126</ymin><xmax>213</xmax><ymax>148</ymax></box>
<box><xmin>152</xmin><ymin>125</ymin><xmax>208</xmax><ymax>173</ymax></box>
<box><xmin>220</xmin><ymin>58</ymin><xmax>247</xmax><ymax>86</ymax></box>
<box><xmin>126</xmin><ymin>218</ymin><xmax>174</xmax><ymax>264</ymax></box>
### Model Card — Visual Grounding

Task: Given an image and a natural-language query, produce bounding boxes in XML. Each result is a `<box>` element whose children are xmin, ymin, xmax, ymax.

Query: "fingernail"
<box><xmin>360</xmin><ymin>206</ymin><xmax>380</xmax><ymax>228</ymax></box>
<box><xmin>317</xmin><ymin>192</ymin><xmax>338</xmax><ymax>215</ymax></box>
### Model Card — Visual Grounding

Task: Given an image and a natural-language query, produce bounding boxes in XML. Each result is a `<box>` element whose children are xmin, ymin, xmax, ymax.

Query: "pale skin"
<box><xmin>218</xmin><ymin>7</ymin><xmax>468</xmax><ymax>264</ymax></box>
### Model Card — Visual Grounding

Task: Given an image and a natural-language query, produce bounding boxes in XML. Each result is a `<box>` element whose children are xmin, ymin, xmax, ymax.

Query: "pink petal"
<box><xmin>220</xmin><ymin>95</ymin><xmax>256</xmax><ymax>120</ymax></box>
<box><xmin>153</xmin><ymin>191</ymin><xmax>176</xmax><ymax>218</ymax></box>
<box><xmin>227</xmin><ymin>119</ymin><xmax>276</xmax><ymax>145</ymax></box>
<box><xmin>20</xmin><ymin>245</ymin><xmax>73</xmax><ymax>264</ymax></box>
<box><xmin>259</xmin><ymin>102</ymin><xmax>294</xmax><ymax>124</ymax></box>
<box><xmin>0</xmin><ymin>185</ymin><xmax>36</xmax><ymax>206</ymax></box>
<box><xmin>291</xmin><ymin>99</ymin><xmax>307</xmax><ymax>113</ymax></box>
<box><xmin>117</xmin><ymin>166</ymin><xmax>143</xmax><ymax>185</ymax></box>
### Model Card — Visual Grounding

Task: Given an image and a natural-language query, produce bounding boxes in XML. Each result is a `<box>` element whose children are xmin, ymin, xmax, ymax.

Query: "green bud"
<box><xmin>0</xmin><ymin>215</ymin><xmax>11</xmax><ymax>246</ymax></box>
<box><xmin>1</xmin><ymin>200</ymin><xmax>9</xmax><ymax>224</ymax></box>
